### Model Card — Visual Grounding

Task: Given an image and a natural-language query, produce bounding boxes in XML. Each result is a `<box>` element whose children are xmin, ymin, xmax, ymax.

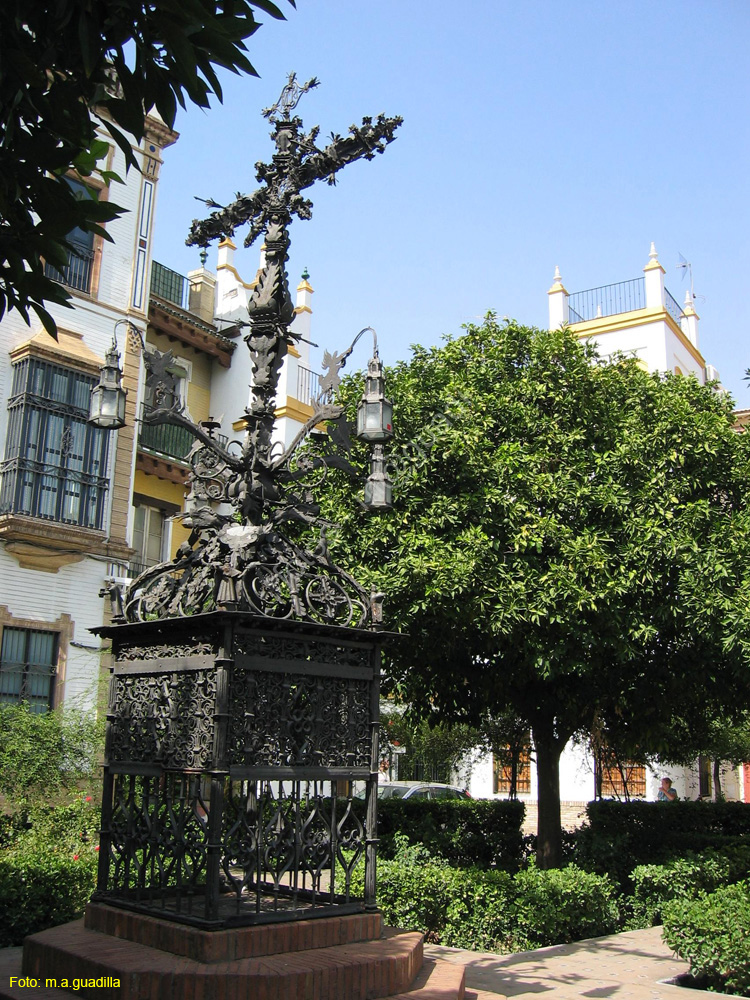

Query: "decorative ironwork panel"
<box><xmin>235</xmin><ymin>632</ymin><xmax>371</xmax><ymax>670</ymax></box>
<box><xmin>109</xmin><ymin>669</ymin><xmax>217</xmax><ymax>770</ymax></box>
<box><xmin>102</xmin><ymin>773</ymin><xmax>211</xmax><ymax>918</ymax></box>
<box><xmin>221</xmin><ymin>780</ymin><xmax>365</xmax><ymax>916</ymax></box>
<box><xmin>228</xmin><ymin>665</ymin><xmax>371</xmax><ymax>768</ymax></box>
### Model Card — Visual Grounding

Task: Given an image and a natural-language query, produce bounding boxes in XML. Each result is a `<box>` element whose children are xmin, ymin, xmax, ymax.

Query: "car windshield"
<box><xmin>379</xmin><ymin>785</ymin><xmax>412</xmax><ymax>798</ymax></box>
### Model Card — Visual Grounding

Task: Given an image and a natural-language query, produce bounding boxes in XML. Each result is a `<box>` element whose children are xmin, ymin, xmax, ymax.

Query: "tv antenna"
<box><xmin>676</xmin><ymin>253</ymin><xmax>706</xmax><ymax>304</ymax></box>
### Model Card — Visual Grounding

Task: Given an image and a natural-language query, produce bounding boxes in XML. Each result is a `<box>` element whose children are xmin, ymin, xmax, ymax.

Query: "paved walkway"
<box><xmin>425</xmin><ymin>925</ymin><xmax>740</xmax><ymax>1000</ymax></box>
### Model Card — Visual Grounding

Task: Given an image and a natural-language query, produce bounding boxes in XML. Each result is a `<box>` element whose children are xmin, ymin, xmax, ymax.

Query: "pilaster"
<box><xmin>547</xmin><ymin>267</ymin><xmax>569</xmax><ymax>328</ymax></box>
<box><xmin>643</xmin><ymin>242</ymin><xmax>666</xmax><ymax>309</ymax></box>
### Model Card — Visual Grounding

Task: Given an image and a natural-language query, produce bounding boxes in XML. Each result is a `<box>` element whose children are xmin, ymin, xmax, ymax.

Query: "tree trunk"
<box><xmin>532</xmin><ymin>718</ymin><xmax>564</xmax><ymax>869</ymax></box>
<box><xmin>713</xmin><ymin>759</ymin><xmax>723</xmax><ymax>801</ymax></box>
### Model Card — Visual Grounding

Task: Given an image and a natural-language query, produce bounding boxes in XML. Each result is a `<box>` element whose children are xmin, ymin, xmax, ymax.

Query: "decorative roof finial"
<box><xmin>301</xmin><ymin>267</ymin><xmax>310</xmax><ymax>281</ymax></box>
<box><xmin>649</xmin><ymin>242</ymin><xmax>658</xmax><ymax>261</ymax></box>
<box><xmin>199</xmin><ymin>247</ymin><xmax>208</xmax><ymax>267</ymax></box>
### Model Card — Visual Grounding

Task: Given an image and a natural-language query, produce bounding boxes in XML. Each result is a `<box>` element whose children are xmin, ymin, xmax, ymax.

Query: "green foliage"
<box><xmin>576</xmin><ymin>800</ymin><xmax>750</xmax><ymax>887</ymax></box>
<box><xmin>509</xmin><ymin>864</ymin><xmax>621</xmax><ymax>949</ymax></box>
<box><xmin>354</xmin><ymin>838</ymin><xmax>619</xmax><ymax>952</ymax></box>
<box><xmin>0</xmin><ymin>793</ymin><xmax>100</xmax><ymax>946</ymax></box>
<box><xmin>0</xmin><ymin>846</ymin><xmax>97</xmax><ymax>947</ymax></box>
<box><xmin>380</xmin><ymin>705</ymin><xmax>478</xmax><ymax>783</ymax></box>
<box><xmin>319</xmin><ymin>317</ymin><xmax>750</xmax><ymax>865</ymax></box>
<box><xmin>0</xmin><ymin>704</ymin><xmax>103</xmax><ymax>809</ymax></box>
<box><xmin>663</xmin><ymin>881</ymin><xmax>750</xmax><ymax>997</ymax></box>
<box><xmin>377</xmin><ymin>797</ymin><xmax>525</xmax><ymax>871</ymax></box>
<box><xmin>627</xmin><ymin>852</ymin><xmax>743</xmax><ymax>928</ymax></box>
<box><xmin>0</xmin><ymin>0</ymin><xmax>292</xmax><ymax>330</ymax></box>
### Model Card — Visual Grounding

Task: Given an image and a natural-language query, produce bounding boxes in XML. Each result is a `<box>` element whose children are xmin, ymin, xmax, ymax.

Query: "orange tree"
<box><xmin>318</xmin><ymin>316</ymin><xmax>750</xmax><ymax>867</ymax></box>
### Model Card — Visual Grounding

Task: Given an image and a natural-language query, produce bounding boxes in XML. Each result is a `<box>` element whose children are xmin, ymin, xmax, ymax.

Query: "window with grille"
<box><xmin>493</xmin><ymin>745</ymin><xmax>532</xmax><ymax>795</ymax></box>
<box><xmin>43</xmin><ymin>177</ymin><xmax>97</xmax><ymax>294</ymax></box>
<box><xmin>0</xmin><ymin>357</ymin><xmax>110</xmax><ymax>529</ymax></box>
<box><xmin>0</xmin><ymin>627</ymin><xmax>58</xmax><ymax>712</ymax></box>
<box><xmin>595</xmin><ymin>753</ymin><xmax>646</xmax><ymax>799</ymax></box>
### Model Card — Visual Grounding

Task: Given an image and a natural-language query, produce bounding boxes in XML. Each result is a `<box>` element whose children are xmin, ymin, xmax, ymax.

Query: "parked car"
<box><xmin>378</xmin><ymin>781</ymin><xmax>471</xmax><ymax>800</ymax></box>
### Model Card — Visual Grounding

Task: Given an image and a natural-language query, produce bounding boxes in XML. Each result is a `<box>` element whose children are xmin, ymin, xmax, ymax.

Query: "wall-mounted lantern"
<box><xmin>88</xmin><ymin>327</ymin><xmax>127</xmax><ymax>430</ymax></box>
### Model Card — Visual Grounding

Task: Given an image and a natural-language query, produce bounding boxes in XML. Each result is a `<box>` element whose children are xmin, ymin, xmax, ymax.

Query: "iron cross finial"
<box><xmin>262</xmin><ymin>72</ymin><xmax>320</xmax><ymax>122</ymax></box>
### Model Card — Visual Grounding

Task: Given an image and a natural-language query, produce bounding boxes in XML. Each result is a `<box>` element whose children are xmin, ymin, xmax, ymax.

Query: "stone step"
<box><xmin>0</xmin><ymin>948</ymin><xmax>78</xmax><ymax>1000</ymax></box>
<box><xmin>385</xmin><ymin>957</ymin><xmax>466</xmax><ymax>999</ymax></box>
<box><xmin>21</xmin><ymin>918</ymin><xmax>426</xmax><ymax>1000</ymax></box>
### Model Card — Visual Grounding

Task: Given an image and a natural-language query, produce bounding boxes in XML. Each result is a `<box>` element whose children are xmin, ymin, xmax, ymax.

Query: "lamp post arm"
<box><xmin>269</xmin><ymin>402</ymin><xmax>345</xmax><ymax>472</ymax></box>
<box><xmin>142</xmin><ymin>406</ymin><xmax>245</xmax><ymax>472</ymax></box>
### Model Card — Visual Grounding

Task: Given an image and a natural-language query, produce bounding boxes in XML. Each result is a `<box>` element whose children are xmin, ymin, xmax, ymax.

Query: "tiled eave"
<box><xmin>136</xmin><ymin>450</ymin><xmax>190</xmax><ymax>486</ymax></box>
<box><xmin>149</xmin><ymin>298</ymin><xmax>236</xmax><ymax>368</ymax></box>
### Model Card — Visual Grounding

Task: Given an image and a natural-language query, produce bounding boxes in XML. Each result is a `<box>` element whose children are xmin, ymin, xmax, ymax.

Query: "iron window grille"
<box><xmin>0</xmin><ymin>626</ymin><xmax>58</xmax><ymax>712</ymax></box>
<box><xmin>0</xmin><ymin>357</ymin><xmax>111</xmax><ymax>529</ymax></box>
<box><xmin>42</xmin><ymin>178</ymin><xmax>98</xmax><ymax>294</ymax></box>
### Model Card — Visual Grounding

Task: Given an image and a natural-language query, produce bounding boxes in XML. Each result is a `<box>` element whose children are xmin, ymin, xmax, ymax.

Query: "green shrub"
<box><xmin>663</xmin><ymin>880</ymin><xmax>750</xmax><ymax>997</ymax></box>
<box><xmin>576</xmin><ymin>800</ymin><xmax>750</xmax><ymax>887</ymax></box>
<box><xmin>0</xmin><ymin>845</ymin><xmax>97</xmax><ymax>946</ymax></box>
<box><xmin>628</xmin><ymin>853</ymin><xmax>732</xmax><ymax>928</ymax></box>
<box><xmin>509</xmin><ymin>865</ymin><xmax>620</xmax><ymax>949</ymax></box>
<box><xmin>377</xmin><ymin>797</ymin><xmax>525</xmax><ymax>871</ymax></box>
<box><xmin>357</xmin><ymin>836</ymin><xmax>619</xmax><ymax>952</ymax></box>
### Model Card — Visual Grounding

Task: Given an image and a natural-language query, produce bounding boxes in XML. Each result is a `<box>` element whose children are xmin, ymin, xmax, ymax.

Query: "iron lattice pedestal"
<box><xmin>8</xmin><ymin>611</ymin><xmax>466</xmax><ymax>998</ymax></box>
<box><xmin>94</xmin><ymin>611</ymin><xmax>382</xmax><ymax>928</ymax></box>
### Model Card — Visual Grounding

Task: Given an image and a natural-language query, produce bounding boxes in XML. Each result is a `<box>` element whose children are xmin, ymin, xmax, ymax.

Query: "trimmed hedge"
<box><xmin>0</xmin><ymin>847</ymin><xmax>97</xmax><ymax>946</ymax></box>
<box><xmin>0</xmin><ymin>794</ymin><xmax>101</xmax><ymax>945</ymax></box>
<box><xmin>627</xmin><ymin>849</ymin><xmax>750</xmax><ymax>928</ymax></box>
<box><xmin>377</xmin><ymin>797</ymin><xmax>525</xmax><ymax>871</ymax></box>
<box><xmin>357</xmin><ymin>837</ymin><xmax>619</xmax><ymax>952</ymax></box>
<box><xmin>576</xmin><ymin>800</ymin><xmax>750</xmax><ymax>886</ymax></box>
<box><xmin>663</xmin><ymin>880</ymin><xmax>750</xmax><ymax>997</ymax></box>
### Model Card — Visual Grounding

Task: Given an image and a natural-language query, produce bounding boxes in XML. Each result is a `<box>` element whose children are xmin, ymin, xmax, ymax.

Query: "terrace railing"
<box><xmin>665</xmin><ymin>288</ymin><xmax>685</xmax><ymax>328</ymax></box>
<box><xmin>568</xmin><ymin>277</ymin><xmax>645</xmax><ymax>323</ymax></box>
<box><xmin>296</xmin><ymin>364</ymin><xmax>322</xmax><ymax>406</ymax></box>
<box><xmin>151</xmin><ymin>260</ymin><xmax>190</xmax><ymax>310</ymax></box>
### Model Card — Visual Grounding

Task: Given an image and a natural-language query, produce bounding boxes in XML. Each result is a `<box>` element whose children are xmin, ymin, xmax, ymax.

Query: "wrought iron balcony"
<box><xmin>151</xmin><ymin>260</ymin><xmax>190</xmax><ymax>309</ymax></box>
<box><xmin>296</xmin><ymin>364</ymin><xmax>322</xmax><ymax>406</ymax></box>
<box><xmin>568</xmin><ymin>277</ymin><xmax>646</xmax><ymax>324</ymax></box>
<box><xmin>43</xmin><ymin>240</ymin><xmax>95</xmax><ymax>294</ymax></box>
<box><xmin>665</xmin><ymin>288</ymin><xmax>685</xmax><ymax>327</ymax></box>
<box><xmin>568</xmin><ymin>276</ymin><xmax>685</xmax><ymax>327</ymax></box>
<box><xmin>137</xmin><ymin>405</ymin><xmax>195</xmax><ymax>463</ymax></box>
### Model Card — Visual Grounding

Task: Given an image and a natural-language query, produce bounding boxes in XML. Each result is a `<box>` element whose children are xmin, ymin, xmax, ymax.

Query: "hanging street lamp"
<box><xmin>88</xmin><ymin>322</ymin><xmax>129</xmax><ymax>430</ymax></box>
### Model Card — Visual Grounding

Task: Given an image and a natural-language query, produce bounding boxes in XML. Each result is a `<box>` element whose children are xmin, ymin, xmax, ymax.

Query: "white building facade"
<box><xmin>0</xmin><ymin>115</ymin><xmax>177</xmax><ymax>713</ymax></box>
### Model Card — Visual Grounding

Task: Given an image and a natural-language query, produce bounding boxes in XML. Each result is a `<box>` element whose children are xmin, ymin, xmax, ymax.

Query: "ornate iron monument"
<box><xmin>93</xmin><ymin>75</ymin><xmax>402</xmax><ymax>928</ymax></box>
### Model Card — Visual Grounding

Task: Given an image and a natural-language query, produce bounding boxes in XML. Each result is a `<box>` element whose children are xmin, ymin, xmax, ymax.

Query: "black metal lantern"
<box><xmin>356</xmin><ymin>354</ymin><xmax>393</xmax><ymax>443</ymax></box>
<box><xmin>364</xmin><ymin>443</ymin><xmax>393</xmax><ymax>511</ymax></box>
<box><xmin>89</xmin><ymin>333</ymin><xmax>127</xmax><ymax>430</ymax></box>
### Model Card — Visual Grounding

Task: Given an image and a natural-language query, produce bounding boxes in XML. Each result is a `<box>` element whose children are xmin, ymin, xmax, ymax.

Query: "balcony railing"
<box><xmin>568</xmin><ymin>277</ymin><xmax>645</xmax><ymax>324</ymax></box>
<box><xmin>138</xmin><ymin>405</ymin><xmax>195</xmax><ymax>463</ymax></box>
<box><xmin>296</xmin><ymin>364</ymin><xmax>322</xmax><ymax>406</ymax></box>
<box><xmin>43</xmin><ymin>241</ymin><xmax>95</xmax><ymax>294</ymax></box>
<box><xmin>151</xmin><ymin>260</ymin><xmax>190</xmax><ymax>309</ymax></box>
<box><xmin>665</xmin><ymin>288</ymin><xmax>685</xmax><ymax>328</ymax></box>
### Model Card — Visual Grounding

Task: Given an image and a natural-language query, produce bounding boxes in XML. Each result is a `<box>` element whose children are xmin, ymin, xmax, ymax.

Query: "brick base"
<box><xmin>84</xmin><ymin>902</ymin><xmax>383</xmax><ymax>963</ymax></box>
<box><xmin>0</xmin><ymin>907</ymin><xmax>464</xmax><ymax>1000</ymax></box>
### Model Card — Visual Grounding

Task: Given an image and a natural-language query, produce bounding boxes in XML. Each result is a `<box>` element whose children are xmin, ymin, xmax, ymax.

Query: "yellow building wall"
<box><xmin>132</xmin><ymin>469</ymin><xmax>190</xmax><ymax>558</ymax></box>
<box><xmin>147</xmin><ymin>331</ymin><xmax>212</xmax><ymax>423</ymax></box>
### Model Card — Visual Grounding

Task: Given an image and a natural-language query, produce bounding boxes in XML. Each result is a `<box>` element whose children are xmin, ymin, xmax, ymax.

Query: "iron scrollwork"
<box><xmin>118</xmin><ymin>77</ymin><xmax>401</xmax><ymax>627</ymax></box>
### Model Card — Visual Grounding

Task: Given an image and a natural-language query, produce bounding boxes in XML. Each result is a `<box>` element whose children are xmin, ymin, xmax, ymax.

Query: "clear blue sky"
<box><xmin>152</xmin><ymin>0</ymin><xmax>750</xmax><ymax>403</ymax></box>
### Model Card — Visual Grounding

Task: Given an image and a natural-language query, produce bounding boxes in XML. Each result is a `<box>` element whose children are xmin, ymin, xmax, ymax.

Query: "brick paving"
<box><xmin>426</xmin><ymin>925</ymin><xmax>742</xmax><ymax>1000</ymax></box>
